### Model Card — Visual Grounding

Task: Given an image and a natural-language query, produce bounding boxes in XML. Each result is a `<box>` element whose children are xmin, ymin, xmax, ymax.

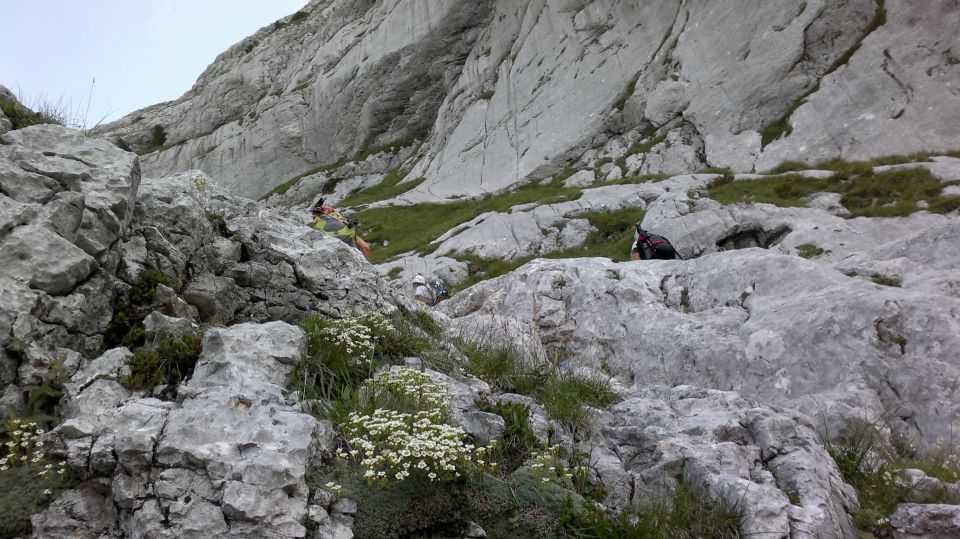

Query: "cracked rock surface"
<box><xmin>93</xmin><ymin>0</ymin><xmax>960</xmax><ymax>201</ymax></box>
<box><xmin>438</xmin><ymin>251</ymin><xmax>960</xmax><ymax>449</ymax></box>
<box><xmin>42</xmin><ymin>322</ymin><xmax>334</xmax><ymax>538</ymax></box>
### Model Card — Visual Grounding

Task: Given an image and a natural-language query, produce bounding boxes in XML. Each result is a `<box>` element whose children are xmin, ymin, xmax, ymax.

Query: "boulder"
<box><xmin>890</xmin><ymin>504</ymin><xmax>960</xmax><ymax>539</ymax></box>
<box><xmin>48</xmin><ymin>321</ymin><xmax>334</xmax><ymax>538</ymax></box>
<box><xmin>597</xmin><ymin>385</ymin><xmax>856</xmax><ymax>537</ymax></box>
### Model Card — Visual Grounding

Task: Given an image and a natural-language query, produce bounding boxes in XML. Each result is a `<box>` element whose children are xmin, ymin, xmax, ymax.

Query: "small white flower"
<box><xmin>43</xmin><ymin>489</ymin><xmax>52</xmax><ymax>495</ymax></box>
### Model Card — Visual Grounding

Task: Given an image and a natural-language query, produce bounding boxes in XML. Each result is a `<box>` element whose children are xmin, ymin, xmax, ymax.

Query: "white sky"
<box><xmin>3</xmin><ymin>0</ymin><xmax>308</xmax><ymax>128</ymax></box>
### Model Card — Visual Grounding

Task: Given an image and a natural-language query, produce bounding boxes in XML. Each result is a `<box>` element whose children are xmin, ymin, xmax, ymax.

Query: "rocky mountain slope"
<box><xmin>4</xmin><ymin>0</ymin><xmax>960</xmax><ymax>536</ymax></box>
<box><xmin>92</xmin><ymin>0</ymin><xmax>960</xmax><ymax>201</ymax></box>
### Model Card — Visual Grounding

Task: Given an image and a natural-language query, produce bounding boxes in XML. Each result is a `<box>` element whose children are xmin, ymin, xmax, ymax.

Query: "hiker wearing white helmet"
<box><xmin>413</xmin><ymin>274</ymin><xmax>432</xmax><ymax>304</ymax></box>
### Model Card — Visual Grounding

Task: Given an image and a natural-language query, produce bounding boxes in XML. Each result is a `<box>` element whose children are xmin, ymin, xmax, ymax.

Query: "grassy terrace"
<box><xmin>343</xmin><ymin>151</ymin><xmax>960</xmax><ymax>270</ymax></box>
<box><xmin>351</xmin><ymin>177</ymin><xmax>585</xmax><ymax>263</ymax></box>
<box><xmin>452</xmin><ymin>207</ymin><xmax>641</xmax><ymax>291</ymax></box>
<box><xmin>708</xmin><ymin>163</ymin><xmax>960</xmax><ymax>218</ymax></box>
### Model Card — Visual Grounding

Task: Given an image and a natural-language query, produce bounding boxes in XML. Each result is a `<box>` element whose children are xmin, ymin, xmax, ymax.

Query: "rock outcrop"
<box><xmin>41</xmin><ymin>321</ymin><xmax>332</xmax><ymax>538</ymax></box>
<box><xmin>598</xmin><ymin>385</ymin><xmax>857</xmax><ymax>538</ymax></box>
<box><xmin>92</xmin><ymin>0</ymin><xmax>960</xmax><ymax>201</ymax></box>
<box><xmin>0</xmin><ymin>123</ymin><xmax>403</xmax><ymax>426</ymax></box>
<box><xmin>437</xmin><ymin>251</ymin><xmax>960</xmax><ymax>449</ymax></box>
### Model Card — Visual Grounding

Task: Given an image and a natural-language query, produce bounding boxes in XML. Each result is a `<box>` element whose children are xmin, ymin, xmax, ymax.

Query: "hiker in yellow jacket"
<box><xmin>310</xmin><ymin>198</ymin><xmax>372</xmax><ymax>261</ymax></box>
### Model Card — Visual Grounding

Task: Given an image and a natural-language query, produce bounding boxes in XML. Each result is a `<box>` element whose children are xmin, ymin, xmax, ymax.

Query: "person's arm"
<box><xmin>631</xmin><ymin>250</ymin><xmax>640</xmax><ymax>261</ymax></box>
<box><xmin>355</xmin><ymin>236</ymin><xmax>372</xmax><ymax>261</ymax></box>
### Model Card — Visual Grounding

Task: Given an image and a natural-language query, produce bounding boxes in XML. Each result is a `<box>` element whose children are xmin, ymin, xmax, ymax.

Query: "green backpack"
<box><xmin>313</xmin><ymin>207</ymin><xmax>356</xmax><ymax>245</ymax></box>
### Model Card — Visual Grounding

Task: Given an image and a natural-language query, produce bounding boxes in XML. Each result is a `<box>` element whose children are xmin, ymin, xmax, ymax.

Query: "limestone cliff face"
<box><xmin>94</xmin><ymin>0</ymin><xmax>960</xmax><ymax>200</ymax></box>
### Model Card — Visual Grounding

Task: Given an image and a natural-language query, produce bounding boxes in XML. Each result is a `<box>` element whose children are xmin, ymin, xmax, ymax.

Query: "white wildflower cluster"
<box><xmin>1</xmin><ymin>419</ymin><xmax>65</xmax><ymax>481</ymax></box>
<box><xmin>320</xmin><ymin>314</ymin><xmax>396</xmax><ymax>363</ymax></box>
<box><xmin>364</xmin><ymin>368</ymin><xmax>448</xmax><ymax>413</ymax></box>
<box><xmin>320</xmin><ymin>317</ymin><xmax>376</xmax><ymax>362</ymax></box>
<box><xmin>324</xmin><ymin>481</ymin><xmax>342</xmax><ymax>498</ymax></box>
<box><xmin>527</xmin><ymin>444</ymin><xmax>587</xmax><ymax>486</ymax></box>
<box><xmin>340</xmin><ymin>408</ymin><xmax>482</xmax><ymax>483</ymax></box>
<box><xmin>357</xmin><ymin>313</ymin><xmax>395</xmax><ymax>337</ymax></box>
<box><xmin>338</xmin><ymin>372</ymin><xmax>497</xmax><ymax>483</ymax></box>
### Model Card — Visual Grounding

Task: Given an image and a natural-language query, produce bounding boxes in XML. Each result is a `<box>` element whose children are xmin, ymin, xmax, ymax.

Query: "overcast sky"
<box><xmin>3</xmin><ymin>0</ymin><xmax>308</xmax><ymax>128</ymax></box>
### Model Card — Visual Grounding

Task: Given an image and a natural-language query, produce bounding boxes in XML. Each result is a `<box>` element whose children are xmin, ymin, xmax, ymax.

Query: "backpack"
<box><xmin>636</xmin><ymin>232</ymin><xmax>678</xmax><ymax>260</ymax></box>
<box><xmin>312</xmin><ymin>208</ymin><xmax>356</xmax><ymax>246</ymax></box>
<box><xmin>427</xmin><ymin>278</ymin><xmax>449</xmax><ymax>305</ymax></box>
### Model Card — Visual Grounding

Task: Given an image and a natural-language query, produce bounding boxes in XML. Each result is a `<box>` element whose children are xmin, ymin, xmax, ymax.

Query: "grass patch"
<box><xmin>311</xmin><ymin>465</ymin><xmax>740</xmax><ymax>539</ymax></box>
<box><xmin>544</xmin><ymin>207</ymin><xmax>641</xmax><ymax>262</ymax></box>
<box><xmin>450</xmin><ymin>254</ymin><xmax>535</xmax><ymax>292</ymax></box>
<box><xmin>311</xmin><ymin>465</ymin><xmax>596</xmax><ymax>539</ymax></box>
<box><xmin>122</xmin><ymin>332</ymin><xmax>204</xmax><ymax>398</ymax></box>
<box><xmin>458</xmin><ymin>340</ymin><xmax>616</xmax><ymax>432</ymax></box>
<box><xmin>0</xmin><ymin>463</ymin><xmax>78</xmax><ymax>537</ymax></box>
<box><xmin>103</xmin><ymin>269</ymin><xmax>175</xmax><ymax>349</ymax></box>
<box><xmin>567</xmin><ymin>482</ymin><xmax>742</xmax><ymax>539</ymax></box>
<box><xmin>459</xmin><ymin>340</ymin><xmax>546</xmax><ymax>396</ymax></box>
<box><xmin>540</xmin><ymin>371</ymin><xmax>618</xmax><ymax>430</ymax></box>
<box><xmin>760</xmin><ymin>0</ymin><xmax>887</xmax><ymax>147</ymax></box>
<box><xmin>206</xmin><ymin>211</ymin><xmax>231</xmax><ymax>238</ymax></box>
<box><xmin>290</xmin><ymin>311</ymin><xmax>436</xmax><ymax>425</ymax></box>
<box><xmin>708</xmin><ymin>167</ymin><xmax>960</xmax><ymax>218</ymax></box>
<box><xmin>352</xmin><ymin>177</ymin><xmax>584</xmax><ymax>263</ymax></box>
<box><xmin>266</xmin><ymin>159</ymin><xmax>348</xmax><ymax>198</ymax></box>
<box><xmin>0</xmin><ymin>100</ymin><xmax>62</xmax><ymax>130</ymax></box>
<box><xmin>824</xmin><ymin>419</ymin><xmax>959</xmax><ymax>535</ymax></box>
<box><xmin>870</xmin><ymin>274</ymin><xmax>902</xmax><ymax>287</ymax></box>
<box><xmin>475</xmin><ymin>400</ymin><xmax>541</xmax><ymax>473</ymax></box>
<box><xmin>137</xmin><ymin>124</ymin><xmax>169</xmax><ymax>154</ymax></box>
<box><xmin>450</xmin><ymin>206</ymin><xmax>642</xmax><ymax>290</ymax></box>
<box><xmin>338</xmin><ymin>168</ymin><xmax>426</xmax><ymax>207</ymax></box>
<box><xmin>695</xmin><ymin>166</ymin><xmax>734</xmax><ymax>175</ymax></box>
<box><xmin>796</xmin><ymin>243</ymin><xmax>826</xmax><ymax>259</ymax></box>
<box><xmin>613</xmin><ymin>74</ymin><xmax>640</xmax><ymax>112</ymax></box>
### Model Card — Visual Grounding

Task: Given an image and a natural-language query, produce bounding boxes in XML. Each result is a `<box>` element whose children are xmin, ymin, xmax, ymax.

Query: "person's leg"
<box><xmin>355</xmin><ymin>236</ymin><xmax>372</xmax><ymax>261</ymax></box>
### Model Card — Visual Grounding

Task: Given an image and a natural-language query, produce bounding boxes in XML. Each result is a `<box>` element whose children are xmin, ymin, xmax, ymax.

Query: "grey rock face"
<box><xmin>47</xmin><ymin>321</ymin><xmax>331</xmax><ymax>538</ymax></box>
<box><xmin>31</xmin><ymin>483</ymin><xmax>121</xmax><ymax>539</ymax></box>
<box><xmin>93</xmin><ymin>1</ymin><xmax>494</xmax><ymax>199</ymax></box>
<box><xmin>756</xmin><ymin>1</ymin><xmax>960</xmax><ymax>169</ymax></box>
<box><xmin>127</xmin><ymin>170</ymin><xmax>403</xmax><ymax>323</ymax></box>
<box><xmin>438</xmin><ymin>252</ymin><xmax>960</xmax><ymax>449</ymax></box>
<box><xmin>0</xmin><ymin>125</ymin><xmax>140</xmax><ymax>371</ymax></box>
<box><xmin>598</xmin><ymin>385</ymin><xmax>856</xmax><ymax>538</ymax></box>
<box><xmin>890</xmin><ymin>504</ymin><xmax>960</xmax><ymax>539</ymax></box>
<box><xmin>90</xmin><ymin>1</ymin><xmax>960</xmax><ymax>202</ymax></box>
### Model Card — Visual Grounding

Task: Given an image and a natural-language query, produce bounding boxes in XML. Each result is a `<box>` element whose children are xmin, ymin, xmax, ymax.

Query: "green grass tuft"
<box><xmin>123</xmin><ymin>332</ymin><xmax>204</xmax><ymax>397</ymax></box>
<box><xmin>870</xmin><ymin>274</ymin><xmax>902</xmax><ymax>287</ymax></box>
<box><xmin>0</xmin><ymin>100</ymin><xmax>61</xmax><ymax>130</ymax></box>
<box><xmin>567</xmin><ymin>482</ymin><xmax>742</xmax><ymax>539</ymax></box>
<box><xmin>459</xmin><ymin>339</ymin><xmax>617</xmax><ymax>432</ymax></box>
<box><xmin>103</xmin><ymin>269</ymin><xmax>175</xmax><ymax>349</ymax></box>
<box><xmin>339</xmin><ymin>168</ymin><xmax>425</xmax><ymax>207</ymax></box>
<box><xmin>796</xmin><ymin>243</ymin><xmax>826</xmax><ymax>259</ymax></box>
<box><xmin>708</xmin><ymin>167</ymin><xmax>959</xmax><ymax>219</ymax></box>
<box><xmin>824</xmin><ymin>419</ymin><xmax>959</xmax><ymax>534</ymax></box>
<box><xmin>475</xmin><ymin>399</ymin><xmax>541</xmax><ymax>473</ymax></box>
